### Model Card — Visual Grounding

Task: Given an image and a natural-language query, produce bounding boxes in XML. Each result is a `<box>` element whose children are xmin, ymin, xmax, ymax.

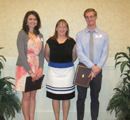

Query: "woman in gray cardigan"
<box><xmin>15</xmin><ymin>11</ymin><xmax>44</xmax><ymax>120</ymax></box>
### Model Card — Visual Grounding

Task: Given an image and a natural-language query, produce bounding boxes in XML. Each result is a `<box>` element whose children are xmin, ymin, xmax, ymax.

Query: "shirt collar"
<box><xmin>85</xmin><ymin>27</ymin><xmax>99</xmax><ymax>33</ymax></box>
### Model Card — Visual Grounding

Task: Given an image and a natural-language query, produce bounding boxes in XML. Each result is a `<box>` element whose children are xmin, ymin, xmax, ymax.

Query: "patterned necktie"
<box><xmin>89</xmin><ymin>31</ymin><xmax>94</xmax><ymax>62</ymax></box>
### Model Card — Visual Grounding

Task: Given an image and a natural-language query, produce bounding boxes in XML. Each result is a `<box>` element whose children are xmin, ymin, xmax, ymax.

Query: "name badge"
<box><xmin>40</xmin><ymin>38</ymin><xmax>44</xmax><ymax>42</ymax></box>
<box><xmin>95</xmin><ymin>34</ymin><xmax>102</xmax><ymax>38</ymax></box>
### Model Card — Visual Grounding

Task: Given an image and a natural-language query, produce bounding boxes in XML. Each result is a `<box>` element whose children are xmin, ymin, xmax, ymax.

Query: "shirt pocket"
<box><xmin>94</xmin><ymin>38</ymin><xmax>104</xmax><ymax>51</ymax></box>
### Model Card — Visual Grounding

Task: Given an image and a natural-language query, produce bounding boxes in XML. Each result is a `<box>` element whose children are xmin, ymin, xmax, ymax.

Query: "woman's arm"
<box><xmin>72</xmin><ymin>44</ymin><xmax>77</xmax><ymax>62</ymax></box>
<box><xmin>17</xmin><ymin>31</ymin><xmax>31</xmax><ymax>72</ymax></box>
<box><xmin>38</xmin><ymin>34</ymin><xmax>44</xmax><ymax>68</ymax></box>
<box><xmin>17</xmin><ymin>31</ymin><xmax>37</xmax><ymax>80</ymax></box>
<box><xmin>44</xmin><ymin>43</ymin><xmax>50</xmax><ymax>63</ymax></box>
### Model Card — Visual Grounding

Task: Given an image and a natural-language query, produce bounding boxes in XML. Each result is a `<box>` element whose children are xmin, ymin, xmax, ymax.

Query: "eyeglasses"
<box><xmin>57</xmin><ymin>26</ymin><xmax>67</xmax><ymax>29</ymax></box>
<box><xmin>85</xmin><ymin>15</ymin><xmax>95</xmax><ymax>19</ymax></box>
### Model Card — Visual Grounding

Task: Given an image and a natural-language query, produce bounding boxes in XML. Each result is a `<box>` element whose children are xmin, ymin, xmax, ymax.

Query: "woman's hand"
<box><xmin>28</xmin><ymin>71</ymin><xmax>37</xmax><ymax>82</ymax></box>
<box><xmin>35</xmin><ymin>68</ymin><xmax>43</xmax><ymax>80</ymax></box>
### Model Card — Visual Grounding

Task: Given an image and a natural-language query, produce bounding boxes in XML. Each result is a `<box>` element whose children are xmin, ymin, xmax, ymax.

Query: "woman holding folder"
<box><xmin>15</xmin><ymin>11</ymin><xmax>44</xmax><ymax>120</ymax></box>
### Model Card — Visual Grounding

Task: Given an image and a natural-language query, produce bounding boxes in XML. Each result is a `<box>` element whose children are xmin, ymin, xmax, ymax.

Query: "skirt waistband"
<box><xmin>49</xmin><ymin>62</ymin><xmax>74</xmax><ymax>68</ymax></box>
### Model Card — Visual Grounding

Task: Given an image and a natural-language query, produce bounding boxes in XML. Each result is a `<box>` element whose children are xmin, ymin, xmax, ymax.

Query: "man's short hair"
<box><xmin>84</xmin><ymin>8</ymin><xmax>97</xmax><ymax>17</ymax></box>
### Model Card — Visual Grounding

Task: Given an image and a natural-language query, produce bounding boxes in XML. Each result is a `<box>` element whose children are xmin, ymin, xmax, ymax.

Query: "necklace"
<box><xmin>29</xmin><ymin>32</ymin><xmax>37</xmax><ymax>39</ymax></box>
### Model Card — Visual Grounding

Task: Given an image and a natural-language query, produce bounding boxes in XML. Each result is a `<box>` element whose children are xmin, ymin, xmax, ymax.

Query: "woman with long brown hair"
<box><xmin>15</xmin><ymin>11</ymin><xmax>44</xmax><ymax>120</ymax></box>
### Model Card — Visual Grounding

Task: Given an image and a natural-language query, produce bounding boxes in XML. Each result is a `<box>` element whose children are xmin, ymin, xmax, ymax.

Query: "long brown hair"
<box><xmin>51</xmin><ymin>19</ymin><xmax>70</xmax><ymax>40</ymax></box>
<box><xmin>22</xmin><ymin>10</ymin><xmax>41</xmax><ymax>35</ymax></box>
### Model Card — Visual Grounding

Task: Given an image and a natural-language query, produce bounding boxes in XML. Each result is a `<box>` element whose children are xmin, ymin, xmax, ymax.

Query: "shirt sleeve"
<box><xmin>97</xmin><ymin>34</ymin><xmax>109</xmax><ymax>69</ymax></box>
<box><xmin>76</xmin><ymin>33</ymin><xmax>94</xmax><ymax>68</ymax></box>
<box><xmin>17</xmin><ymin>31</ymin><xmax>31</xmax><ymax>72</ymax></box>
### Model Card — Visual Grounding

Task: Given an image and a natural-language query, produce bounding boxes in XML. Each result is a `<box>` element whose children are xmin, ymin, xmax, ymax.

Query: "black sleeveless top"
<box><xmin>47</xmin><ymin>38</ymin><xmax>76</xmax><ymax>63</ymax></box>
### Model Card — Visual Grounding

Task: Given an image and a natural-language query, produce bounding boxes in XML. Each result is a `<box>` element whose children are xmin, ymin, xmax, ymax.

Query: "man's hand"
<box><xmin>88</xmin><ymin>65</ymin><xmax>101</xmax><ymax>81</ymax></box>
<box><xmin>88</xmin><ymin>71</ymin><xmax>96</xmax><ymax>80</ymax></box>
<box><xmin>91</xmin><ymin>65</ymin><xmax>101</xmax><ymax>76</ymax></box>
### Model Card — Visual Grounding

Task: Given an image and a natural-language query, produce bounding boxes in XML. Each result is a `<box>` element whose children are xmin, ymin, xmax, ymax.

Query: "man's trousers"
<box><xmin>76</xmin><ymin>71</ymin><xmax>102</xmax><ymax>120</ymax></box>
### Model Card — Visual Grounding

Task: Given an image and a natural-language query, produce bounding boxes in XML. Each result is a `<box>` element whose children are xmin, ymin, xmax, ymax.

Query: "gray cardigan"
<box><xmin>16</xmin><ymin>30</ymin><xmax>44</xmax><ymax>72</ymax></box>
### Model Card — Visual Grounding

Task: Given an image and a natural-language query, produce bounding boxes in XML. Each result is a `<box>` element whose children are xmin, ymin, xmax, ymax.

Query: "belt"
<box><xmin>27</xmin><ymin>54</ymin><xmax>38</xmax><ymax>56</ymax></box>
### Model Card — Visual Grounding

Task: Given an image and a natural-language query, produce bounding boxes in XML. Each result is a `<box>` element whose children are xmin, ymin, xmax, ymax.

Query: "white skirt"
<box><xmin>46</xmin><ymin>62</ymin><xmax>75</xmax><ymax>100</ymax></box>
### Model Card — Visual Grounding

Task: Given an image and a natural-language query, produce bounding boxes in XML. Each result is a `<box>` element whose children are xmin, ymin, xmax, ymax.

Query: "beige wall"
<box><xmin>0</xmin><ymin>0</ymin><xmax>130</xmax><ymax>57</ymax></box>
